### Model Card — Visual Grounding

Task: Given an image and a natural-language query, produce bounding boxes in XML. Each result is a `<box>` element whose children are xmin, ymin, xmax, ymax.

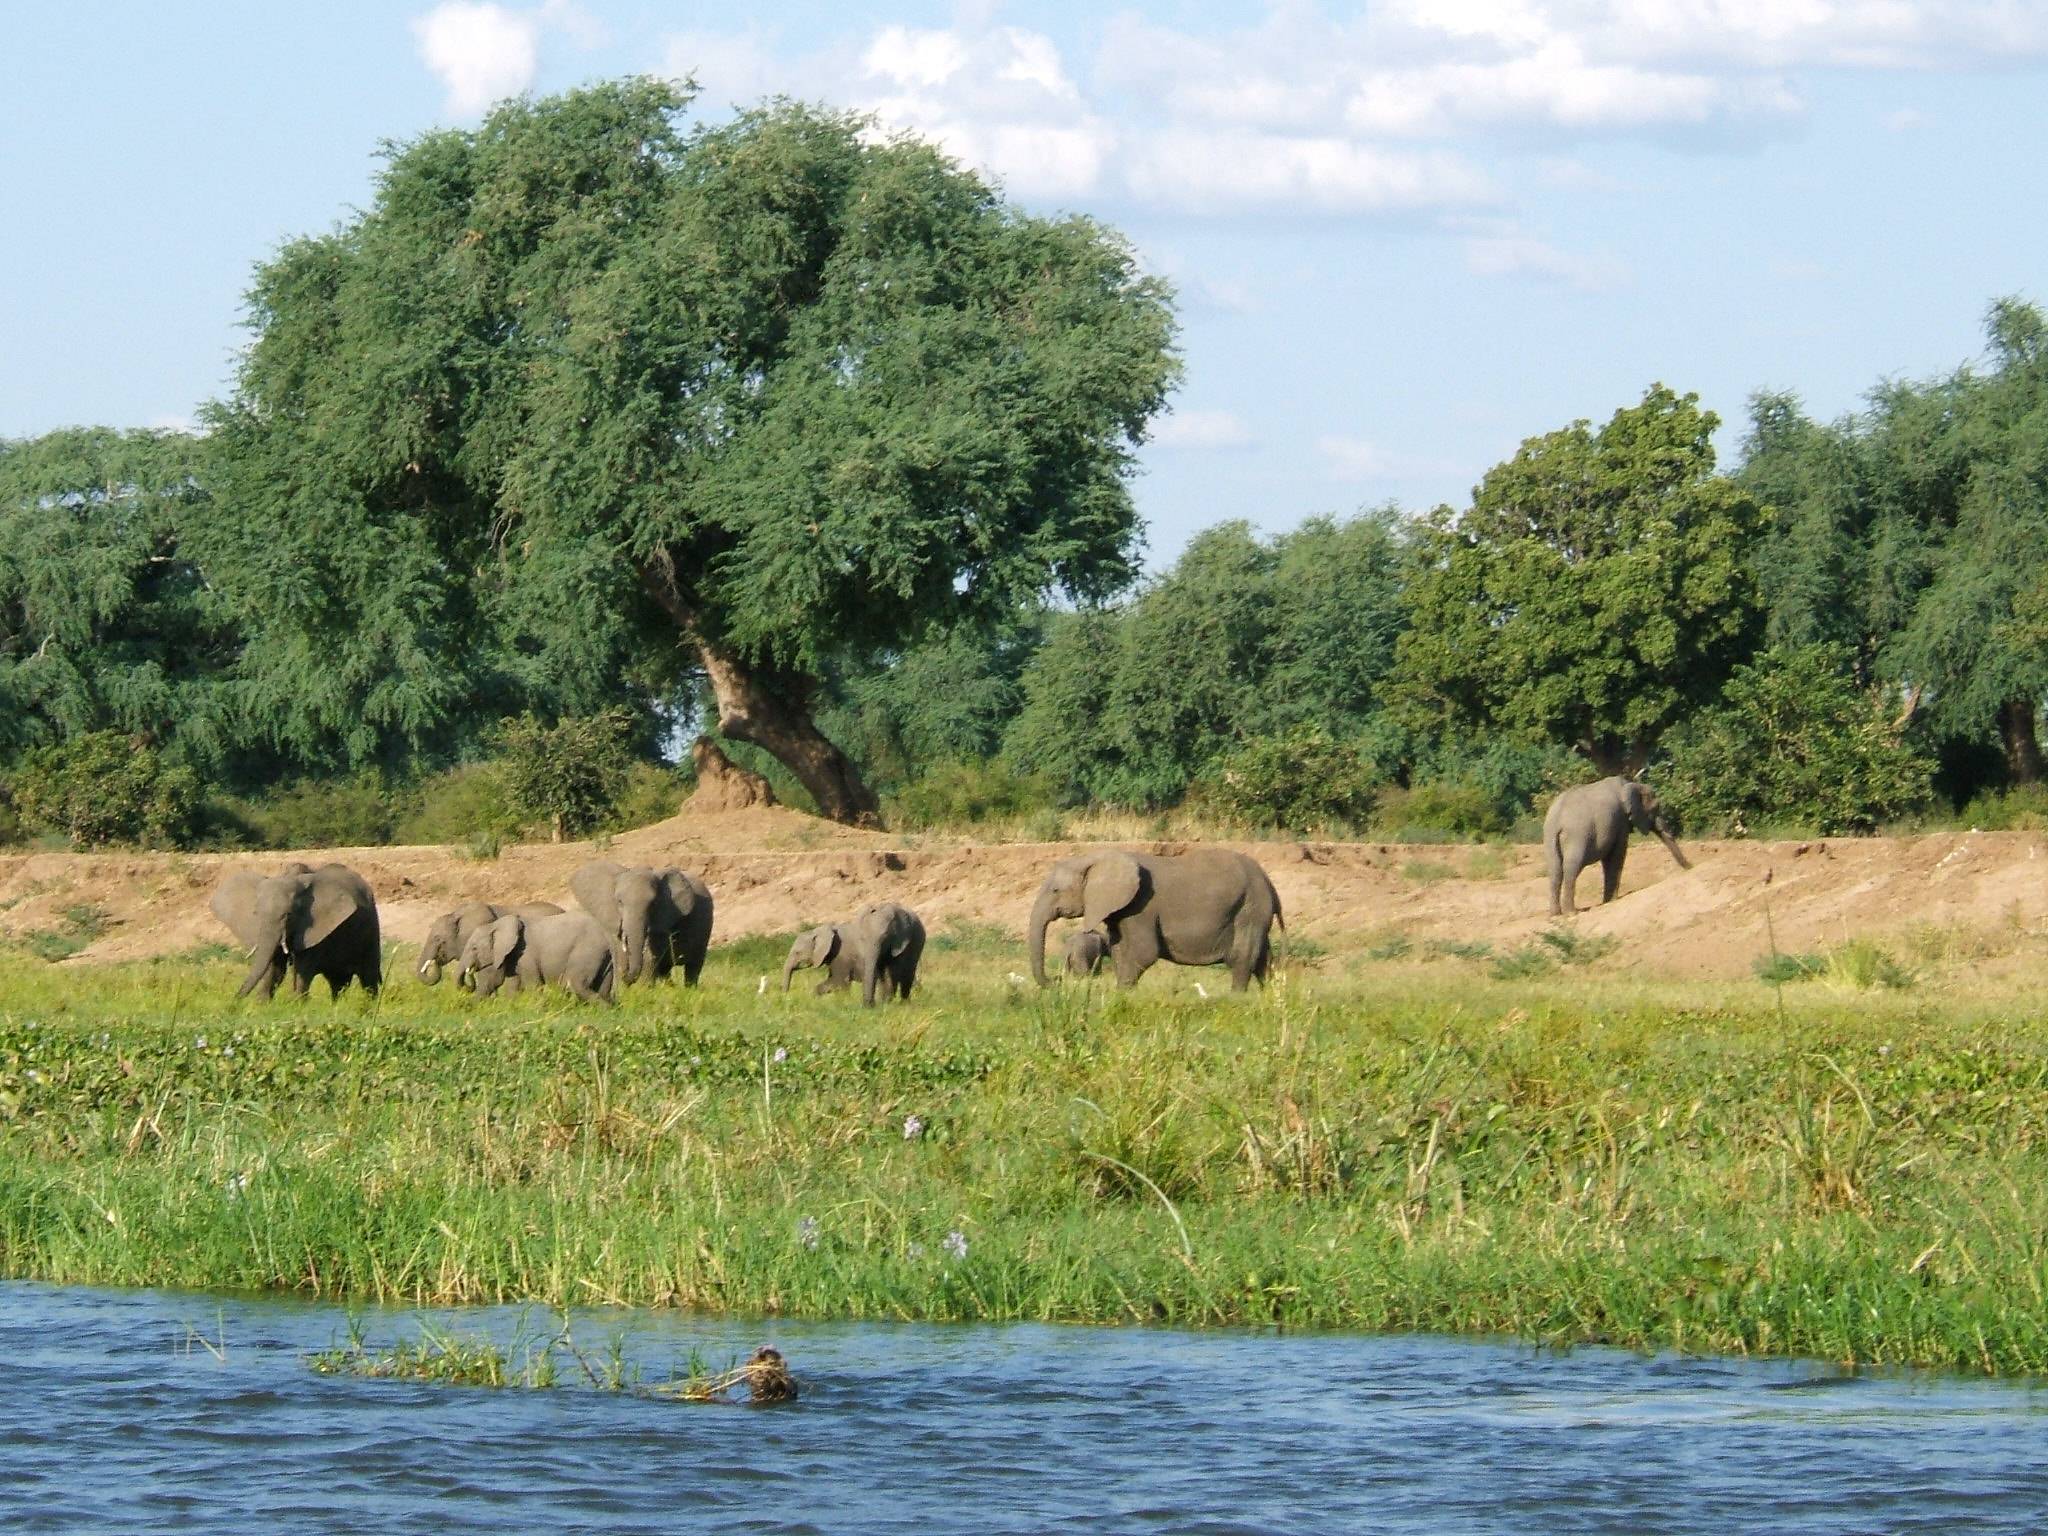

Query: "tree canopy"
<box><xmin>1392</xmin><ymin>386</ymin><xmax>1769</xmax><ymax>773</ymax></box>
<box><xmin>0</xmin><ymin>428</ymin><xmax>234</xmax><ymax>764</ymax></box>
<box><xmin>196</xmin><ymin>79</ymin><xmax>1178</xmax><ymax>822</ymax></box>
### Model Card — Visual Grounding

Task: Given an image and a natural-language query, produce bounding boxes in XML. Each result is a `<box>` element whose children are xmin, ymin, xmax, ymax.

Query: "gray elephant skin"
<box><xmin>570</xmin><ymin>861</ymin><xmax>713</xmax><ymax>985</ymax></box>
<box><xmin>1062</xmin><ymin>928</ymin><xmax>1109</xmax><ymax>978</ymax></box>
<box><xmin>210</xmin><ymin>862</ymin><xmax>381</xmax><ymax>1000</ymax></box>
<box><xmin>459</xmin><ymin>910</ymin><xmax>620</xmax><ymax>1003</ymax></box>
<box><xmin>1028</xmin><ymin>849</ymin><xmax>1282</xmax><ymax>991</ymax></box>
<box><xmin>782</xmin><ymin>902</ymin><xmax>926</xmax><ymax>1005</ymax></box>
<box><xmin>416</xmin><ymin>900</ymin><xmax>564</xmax><ymax>986</ymax></box>
<box><xmin>1544</xmin><ymin>776</ymin><xmax>1691</xmax><ymax>916</ymax></box>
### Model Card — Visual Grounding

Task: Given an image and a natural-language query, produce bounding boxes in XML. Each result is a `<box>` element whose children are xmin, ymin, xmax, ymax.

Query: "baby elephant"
<box><xmin>782</xmin><ymin>902</ymin><xmax>926</xmax><ymax>1006</ymax></box>
<box><xmin>416</xmin><ymin>900</ymin><xmax>563</xmax><ymax>987</ymax></box>
<box><xmin>1062</xmin><ymin>928</ymin><xmax>1109</xmax><ymax>978</ymax></box>
<box><xmin>460</xmin><ymin>911</ymin><xmax>620</xmax><ymax>1004</ymax></box>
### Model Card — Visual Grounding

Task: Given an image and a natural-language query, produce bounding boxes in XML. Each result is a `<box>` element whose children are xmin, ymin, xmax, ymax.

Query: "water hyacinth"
<box><xmin>943</xmin><ymin>1231</ymin><xmax>968</xmax><ymax>1262</ymax></box>
<box><xmin>797</xmin><ymin>1216</ymin><xmax>820</xmax><ymax>1251</ymax></box>
<box><xmin>903</xmin><ymin>1114</ymin><xmax>924</xmax><ymax>1140</ymax></box>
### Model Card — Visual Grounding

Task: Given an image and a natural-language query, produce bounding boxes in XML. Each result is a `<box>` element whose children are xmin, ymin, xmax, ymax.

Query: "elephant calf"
<box><xmin>1062</xmin><ymin>929</ymin><xmax>1109</xmax><ymax>978</ymax></box>
<box><xmin>459</xmin><ymin>911</ymin><xmax>620</xmax><ymax>1003</ymax></box>
<box><xmin>1544</xmin><ymin>776</ymin><xmax>1692</xmax><ymax>917</ymax></box>
<box><xmin>782</xmin><ymin>902</ymin><xmax>926</xmax><ymax>1006</ymax></box>
<box><xmin>416</xmin><ymin>900</ymin><xmax>563</xmax><ymax>987</ymax></box>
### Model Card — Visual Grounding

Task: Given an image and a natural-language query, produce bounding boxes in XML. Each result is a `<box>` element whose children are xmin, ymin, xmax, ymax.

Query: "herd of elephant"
<box><xmin>206</xmin><ymin>778</ymin><xmax>1689</xmax><ymax>1006</ymax></box>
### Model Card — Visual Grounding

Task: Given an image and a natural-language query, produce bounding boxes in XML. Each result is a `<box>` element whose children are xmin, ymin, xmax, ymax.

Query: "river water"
<box><xmin>3</xmin><ymin>1280</ymin><xmax>2046</xmax><ymax>1533</ymax></box>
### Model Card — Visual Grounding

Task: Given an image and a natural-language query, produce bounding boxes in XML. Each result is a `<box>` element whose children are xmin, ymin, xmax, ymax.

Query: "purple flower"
<box><xmin>902</xmin><ymin>1114</ymin><xmax>924</xmax><ymax>1141</ymax></box>
<box><xmin>773</xmin><ymin>1047</ymin><xmax>789</xmax><ymax>1064</ymax></box>
<box><xmin>797</xmin><ymin>1216</ymin><xmax>820</xmax><ymax>1251</ymax></box>
<box><xmin>942</xmin><ymin>1230</ymin><xmax>968</xmax><ymax>1262</ymax></box>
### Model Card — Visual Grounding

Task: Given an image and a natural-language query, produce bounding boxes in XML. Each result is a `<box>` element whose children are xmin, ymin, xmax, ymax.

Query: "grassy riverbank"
<box><xmin>6</xmin><ymin>934</ymin><xmax>2048</xmax><ymax>1374</ymax></box>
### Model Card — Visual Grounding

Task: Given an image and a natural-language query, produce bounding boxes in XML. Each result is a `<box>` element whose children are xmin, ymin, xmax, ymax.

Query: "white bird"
<box><xmin>1194</xmin><ymin>982</ymin><xmax>1209</xmax><ymax>999</ymax></box>
<box><xmin>757</xmin><ymin>974</ymin><xmax>767</xmax><ymax>995</ymax></box>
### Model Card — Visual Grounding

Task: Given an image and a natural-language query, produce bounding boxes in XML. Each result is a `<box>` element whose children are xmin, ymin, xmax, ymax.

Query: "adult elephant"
<box><xmin>415</xmin><ymin>900</ymin><xmax>564</xmax><ymax>987</ymax></box>
<box><xmin>781</xmin><ymin>902</ymin><xmax>926</xmax><ymax>1005</ymax></box>
<box><xmin>570</xmin><ymin>861</ymin><xmax>713</xmax><ymax>985</ymax></box>
<box><xmin>211</xmin><ymin>862</ymin><xmax>381</xmax><ymax>1000</ymax></box>
<box><xmin>1544</xmin><ymin>776</ymin><xmax>1691</xmax><ymax>917</ymax></box>
<box><xmin>1027</xmin><ymin>849</ymin><xmax>1282</xmax><ymax>992</ymax></box>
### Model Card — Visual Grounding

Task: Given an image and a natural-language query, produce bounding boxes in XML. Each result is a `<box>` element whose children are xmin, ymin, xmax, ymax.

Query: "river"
<box><xmin>3</xmin><ymin>1280</ymin><xmax>2045</xmax><ymax>1532</ymax></box>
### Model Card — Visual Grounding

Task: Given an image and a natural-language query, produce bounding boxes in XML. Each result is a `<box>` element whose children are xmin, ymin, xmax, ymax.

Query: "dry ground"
<box><xmin>4</xmin><ymin>798</ymin><xmax>2045</xmax><ymax>980</ymax></box>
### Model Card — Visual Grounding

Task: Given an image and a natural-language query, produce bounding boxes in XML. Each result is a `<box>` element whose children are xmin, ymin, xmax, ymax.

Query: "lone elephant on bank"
<box><xmin>1027</xmin><ymin>849</ymin><xmax>1283</xmax><ymax>992</ymax></box>
<box><xmin>1544</xmin><ymin>776</ymin><xmax>1691</xmax><ymax>916</ymax></box>
<box><xmin>210</xmin><ymin>862</ymin><xmax>381</xmax><ymax>1000</ymax></box>
<box><xmin>782</xmin><ymin>902</ymin><xmax>926</xmax><ymax>1005</ymax></box>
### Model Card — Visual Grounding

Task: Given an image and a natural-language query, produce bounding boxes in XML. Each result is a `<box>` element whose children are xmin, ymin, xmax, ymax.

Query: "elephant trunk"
<box><xmin>238</xmin><ymin>941</ymin><xmax>284</xmax><ymax>1000</ymax></box>
<box><xmin>1657</xmin><ymin>830</ymin><xmax>1692</xmax><ymax>870</ymax></box>
<box><xmin>781</xmin><ymin>951</ymin><xmax>803</xmax><ymax>992</ymax></box>
<box><xmin>416</xmin><ymin>953</ymin><xmax>444</xmax><ymax>985</ymax></box>
<box><xmin>620</xmin><ymin>920</ymin><xmax>644</xmax><ymax>985</ymax></box>
<box><xmin>1028</xmin><ymin>889</ymin><xmax>1057</xmax><ymax>987</ymax></box>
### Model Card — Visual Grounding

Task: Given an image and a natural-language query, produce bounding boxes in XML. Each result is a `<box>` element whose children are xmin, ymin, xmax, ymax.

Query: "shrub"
<box><xmin>1373</xmin><ymin>780</ymin><xmax>1508</xmax><ymax>840</ymax></box>
<box><xmin>1200</xmin><ymin>726</ymin><xmax>1379</xmax><ymax>831</ymax></box>
<box><xmin>888</xmin><ymin>760</ymin><xmax>1061</xmax><ymax>829</ymax></box>
<box><xmin>393</xmin><ymin>764</ymin><xmax>522</xmax><ymax>846</ymax></box>
<box><xmin>1956</xmin><ymin>783</ymin><xmax>2048</xmax><ymax>831</ymax></box>
<box><xmin>1661</xmin><ymin>645</ymin><xmax>1934</xmax><ymax>835</ymax></box>
<box><xmin>8</xmin><ymin>733</ymin><xmax>200</xmax><ymax>847</ymax></box>
<box><xmin>605</xmin><ymin>761</ymin><xmax>687</xmax><ymax>832</ymax></box>
<box><xmin>497</xmin><ymin>710</ymin><xmax>635</xmax><ymax>842</ymax></box>
<box><xmin>235</xmin><ymin>776</ymin><xmax>396</xmax><ymax>849</ymax></box>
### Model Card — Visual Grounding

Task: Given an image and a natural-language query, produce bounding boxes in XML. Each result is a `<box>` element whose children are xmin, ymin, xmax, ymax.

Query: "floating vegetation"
<box><xmin>649</xmin><ymin>1347</ymin><xmax>800</xmax><ymax>1404</ymax></box>
<box><xmin>309</xmin><ymin>1313</ymin><xmax>797</xmax><ymax>1404</ymax></box>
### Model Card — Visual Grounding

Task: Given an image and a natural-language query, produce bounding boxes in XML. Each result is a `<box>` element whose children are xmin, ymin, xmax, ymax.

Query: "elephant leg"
<box><xmin>1602</xmin><ymin>844</ymin><xmax>1627</xmax><ymax>904</ymax></box>
<box><xmin>1546</xmin><ymin>842</ymin><xmax>1565</xmax><ymax>917</ymax></box>
<box><xmin>1557</xmin><ymin>840</ymin><xmax>1592</xmax><ymax>916</ymax></box>
<box><xmin>894</xmin><ymin>960</ymin><xmax>914</xmax><ymax>1001</ymax></box>
<box><xmin>860</xmin><ymin>957</ymin><xmax>884</xmax><ymax>1007</ymax></box>
<box><xmin>1112</xmin><ymin>929</ymin><xmax>1153</xmax><ymax>988</ymax></box>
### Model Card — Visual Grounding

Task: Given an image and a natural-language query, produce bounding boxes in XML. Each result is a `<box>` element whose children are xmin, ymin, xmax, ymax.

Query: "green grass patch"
<box><xmin>7</xmin><ymin>951</ymin><xmax>2048</xmax><ymax>1374</ymax></box>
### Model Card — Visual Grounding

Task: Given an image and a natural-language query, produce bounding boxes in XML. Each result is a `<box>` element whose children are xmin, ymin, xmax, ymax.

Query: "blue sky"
<box><xmin>4</xmin><ymin>1</ymin><xmax>2044</xmax><ymax>564</ymax></box>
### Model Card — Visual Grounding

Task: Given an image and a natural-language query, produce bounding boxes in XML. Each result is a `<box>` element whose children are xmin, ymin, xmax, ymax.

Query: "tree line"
<box><xmin>2</xmin><ymin>80</ymin><xmax>2043</xmax><ymax>846</ymax></box>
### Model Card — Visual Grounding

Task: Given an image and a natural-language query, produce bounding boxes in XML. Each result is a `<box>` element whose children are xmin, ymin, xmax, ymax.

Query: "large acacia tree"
<box><xmin>200</xmin><ymin>80</ymin><xmax>1177</xmax><ymax>822</ymax></box>
<box><xmin>1392</xmin><ymin>386</ymin><xmax>1769</xmax><ymax>774</ymax></box>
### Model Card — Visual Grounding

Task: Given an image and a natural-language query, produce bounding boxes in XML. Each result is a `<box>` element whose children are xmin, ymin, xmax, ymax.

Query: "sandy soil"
<box><xmin>2</xmin><ymin>799</ymin><xmax>2043</xmax><ymax>979</ymax></box>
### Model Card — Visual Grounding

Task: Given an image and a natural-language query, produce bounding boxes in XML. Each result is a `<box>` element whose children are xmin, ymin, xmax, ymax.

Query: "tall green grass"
<box><xmin>6</xmin><ymin>939</ymin><xmax>2048</xmax><ymax>1374</ymax></box>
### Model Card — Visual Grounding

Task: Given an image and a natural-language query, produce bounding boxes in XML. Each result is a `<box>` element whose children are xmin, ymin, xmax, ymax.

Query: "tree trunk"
<box><xmin>1999</xmin><ymin>697</ymin><xmax>2044</xmax><ymax>786</ymax></box>
<box><xmin>640</xmin><ymin>563</ymin><xmax>882</xmax><ymax>828</ymax></box>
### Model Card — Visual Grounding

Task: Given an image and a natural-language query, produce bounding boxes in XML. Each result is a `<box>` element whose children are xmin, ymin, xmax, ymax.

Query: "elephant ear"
<box><xmin>571</xmin><ymin>861</ymin><xmax>625</xmax><ymax>931</ymax></box>
<box><xmin>1081</xmin><ymin>853</ymin><xmax>1144</xmax><ymax>929</ymax></box>
<box><xmin>658</xmin><ymin>869</ymin><xmax>698</xmax><ymax>917</ymax></box>
<box><xmin>209</xmin><ymin>870</ymin><xmax>271</xmax><ymax>952</ymax></box>
<box><xmin>488</xmin><ymin>915</ymin><xmax>524</xmax><ymax>970</ymax></box>
<box><xmin>299</xmin><ymin>867</ymin><xmax>364</xmax><ymax>950</ymax></box>
<box><xmin>818</xmin><ymin>925</ymin><xmax>842</xmax><ymax>965</ymax></box>
<box><xmin>878</xmin><ymin>906</ymin><xmax>916</xmax><ymax>960</ymax></box>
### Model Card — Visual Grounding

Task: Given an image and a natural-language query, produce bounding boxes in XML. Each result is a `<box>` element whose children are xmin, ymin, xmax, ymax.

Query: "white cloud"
<box><xmin>1127</xmin><ymin>129</ymin><xmax>1491</xmax><ymax>213</ymax></box>
<box><xmin>413</xmin><ymin>3</ymin><xmax>541</xmax><ymax>116</ymax></box>
<box><xmin>411</xmin><ymin>0</ymin><xmax>601</xmax><ymax>118</ymax></box>
<box><xmin>1318</xmin><ymin>435</ymin><xmax>1392</xmax><ymax>481</ymax></box>
<box><xmin>856</xmin><ymin>25</ymin><xmax>1114</xmax><ymax>201</ymax></box>
<box><xmin>663</xmin><ymin>29</ymin><xmax>784</xmax><ymax>110</ymax></box>
<box><xmin>1463</xmin><ymin>230</ymin><xmax>1629</xmax><ymax>289</ymax></box>
<box><xmin>1152</xmin><ymin>410</ymin><xmax>1255</xmax><ymax>450</ymax></box>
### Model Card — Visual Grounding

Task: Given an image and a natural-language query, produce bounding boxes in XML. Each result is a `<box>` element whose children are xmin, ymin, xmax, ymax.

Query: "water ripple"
<box><xmin>5</xmin><ymin>1281</ymin><xmax>2048</xmax><ymax>1533</ymax></box>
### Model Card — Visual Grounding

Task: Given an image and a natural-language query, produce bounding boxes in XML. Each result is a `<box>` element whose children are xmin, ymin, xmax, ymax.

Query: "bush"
<box><xmin>1200</xmin><ymin>726</ymin><xmax>1379</xmax><ymax>831</ymax></box>
<box><xmin>498</xmin><ymin>710</ymin><xmax>635</xmax><ymax>842</ymax></box>
<box><xmin>1956</xmin><ymin>784</ymin><xmax>2048</xmax><ymax>831</ymax></box>
<box><xmin>605</xmin><ymin>761</ymin><xmax>687</xmax><ymax>832</ymax></box>
<box><xmin>1373</xmin><ymin>780</ymin><xmax>1508</xmax><ymax>840</ymax></box>
<box><xmin>888</xmin><ymin>760</ymin><xmax>1061</xmax><ymax>829</ymax></box>
<box><xmin>393</xmin><ymin>764</ymin><xmax>522</xmax><ymax>846</ymax></box>
<box><xmin>8</xmin><ymin>733</ymin><xmax>200</xmax><ymax>848</ymax></box>
<box><xmin>233</xmin><ymin>776</ymin><xmax>396</xmax><ymax>849</ymax></box>
<box><xmin>1662</xmin><ymin>645</ymin><xmax>1935</xmax><ymax>835</ymax></box>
